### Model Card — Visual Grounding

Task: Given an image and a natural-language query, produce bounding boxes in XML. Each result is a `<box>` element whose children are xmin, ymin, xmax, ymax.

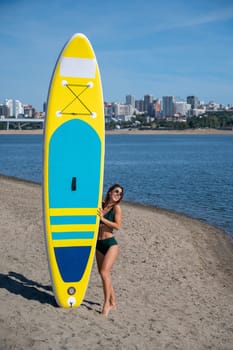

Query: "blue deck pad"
<box><xmin>49</xmin><ymin>119</ymin><xmax>101</xmax><ymax>208</ymax></box>
<box><xmin>50</xmin><ymin>215</ymin><xmax>96</xmax><ymax>225</ymax></box>
<box><xmin>54</xmin><ymin>246</ymin><xmax>91</xmax><ymax>282</ymax></box>
<box><xmin>52</xmin><ymin>231</ymin><xmax>94</xmax><ymax>240</ymax></box>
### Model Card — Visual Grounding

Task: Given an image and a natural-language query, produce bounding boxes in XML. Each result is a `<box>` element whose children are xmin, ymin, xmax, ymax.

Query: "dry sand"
<box><xmin>0</xmin><ymin>175</ymin><xmax>233</xmax><ymax>350</ymax></box>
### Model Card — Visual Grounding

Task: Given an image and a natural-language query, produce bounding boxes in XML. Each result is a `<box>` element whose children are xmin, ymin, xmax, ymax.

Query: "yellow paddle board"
<box><xmin>43</xmin><ymin>33</ymin><xmax>104</xmax><ymax>308</ymax></box>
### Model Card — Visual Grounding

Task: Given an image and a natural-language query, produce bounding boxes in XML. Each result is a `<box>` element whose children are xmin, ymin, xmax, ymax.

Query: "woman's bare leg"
<box><xmin>96</xmin><ymin>249</ymin><xmax>104</xmax><ymax>273</ymax></box>
<box><xmin>96</xmin><ymin>245</ymin><xmax>119</xmax><ymax>316</ymax></box>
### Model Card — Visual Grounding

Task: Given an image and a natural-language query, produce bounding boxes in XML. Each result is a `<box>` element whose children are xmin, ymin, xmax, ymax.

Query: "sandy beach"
<box><xmin>0</xmin><ymin>128</ymin><xmax>232</xmax><ymax>135</ymax></box>
<box><xmin>0</xmin><ymin>175</ymin><xmax>233</xmax><ymax>350</ymax></box>
<box><xmin>105</xmin><ymin>128</ymin><xmax>233</xmax><ymax>135</ymax></box>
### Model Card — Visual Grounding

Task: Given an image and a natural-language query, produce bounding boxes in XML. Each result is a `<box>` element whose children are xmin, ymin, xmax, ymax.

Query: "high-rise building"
<box><xmin>104</xmin><ymin>102</ymin><xmax>114</xmax><ymax>117</ymax></box>
<box><xmin>144</xmin><ymin>94</ymin><xmax>153</xmax><ymax>114</ymax></box>
<box><xmin>43</xmin><ymin>102</ymin><xmax>47</xmax><ymax>113</ymax></box>
<box><xmin>5</xmin><ymin>99</ymin><xmax>14</xmax><ymax>117</ymax></box>
<box><xmin>135</xmin><ymin>99</ymin><xmax>144</xmax><ymax>112</ymax></box>
<box><xmin>175</xmin><ymin>101</ymin><xmax>191</xmax><ymax>117</ymax></box>
<box><xmin>15</xmin><ymin>100</ymin><xmax>24</xmax><ymax>117</ymax></box>
<box><xmin>153</xmin><ymin>99</ymin><xmax>161</xmax><ymax>117</ymax></box>
<box><xmin>162</xmin><ymin>96</ymin><xmax>175</xmax><ymax>117</ymax></box>
<box><xmin>126</xmin><ymin>95</ymin><xmax>135</xmax><ymax>108</ymax></box>
<box><xmin>187</xmin><ymin>96</ymin><xmax>198</xmax><ymax>109</ymax></box>
<box><xmin>24</xmin><ymin>104</ymin><xmax>34</xmax><ymax>118</ymax></box>
<box><xmin>113</xmin><ymin>103</ymin><xmax>133</xmax><ymax>117</ymax></box>
<box><xmin>0</xmin><ymin>104</ymin><xmax>9</xmax><ymax>117</ymax></box>
<box><xmin>4</xmin><ymin>99</ymin><xmax>24</xmax><ymax>117</ymax></box>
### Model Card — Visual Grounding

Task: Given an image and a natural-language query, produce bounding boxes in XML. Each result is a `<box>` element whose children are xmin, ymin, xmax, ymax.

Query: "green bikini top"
<box><xmin>103</xmin><ymin>207</ymin><xmax>115</xmax><ymax>222</ymax></box>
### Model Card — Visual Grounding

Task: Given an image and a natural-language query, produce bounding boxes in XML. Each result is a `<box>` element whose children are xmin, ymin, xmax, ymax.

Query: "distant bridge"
<box><xmin>0</xmin><ymin>118</ymin><xmax>44</xmax><ymax>130</ymax></box>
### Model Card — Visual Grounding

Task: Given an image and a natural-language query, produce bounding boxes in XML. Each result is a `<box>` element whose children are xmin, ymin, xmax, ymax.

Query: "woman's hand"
<box><xmin>97</xmin><ymin>208</ymin><xmax>104</xmax><ymax>220</ymax></box>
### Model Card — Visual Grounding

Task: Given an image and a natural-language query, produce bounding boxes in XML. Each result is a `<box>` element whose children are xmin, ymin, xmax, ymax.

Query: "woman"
<box><xmin>96</xmin><ymin>184</ymin><xmax>124</xmax><ymax>316</ymax></box>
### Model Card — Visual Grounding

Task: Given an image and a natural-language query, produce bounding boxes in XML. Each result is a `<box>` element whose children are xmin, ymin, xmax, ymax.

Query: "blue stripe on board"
<box><xmin>54</xmin><ymin>246</ymin><xmax>91</xmax><ymax>282</ymax></box>
<box><xmin>52</xmin><ymin>231</ymin><xmax>94</xmax><ymax>240</ymax></box>
<box><xmin>50</xmin><ymin>215</ymin><xmax>96</xmax><ymax>225</ymax></box>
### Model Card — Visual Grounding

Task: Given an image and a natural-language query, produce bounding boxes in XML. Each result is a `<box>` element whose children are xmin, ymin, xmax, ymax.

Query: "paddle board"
<box><xmin>43</xmin><ymin>33</ymin><xmax>104</xmax><ymax>308</ymax></box>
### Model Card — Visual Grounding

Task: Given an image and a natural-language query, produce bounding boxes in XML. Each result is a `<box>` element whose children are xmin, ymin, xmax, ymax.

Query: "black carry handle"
<box><xmin>71</xmin><ymin>177</ymin><xmax>77</xmax><ymax>191</ymax></box>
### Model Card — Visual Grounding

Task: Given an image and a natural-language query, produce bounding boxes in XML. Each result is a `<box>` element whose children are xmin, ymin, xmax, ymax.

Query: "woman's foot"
<box><xmin>110</xmin><ymin>303</ymin><xmax>116</xmax><ymax>311</ymax></box>
<box><xmin>101</xmin><ymin>303</ymin><xmax>116</xmax><ymax>317</ymax></box>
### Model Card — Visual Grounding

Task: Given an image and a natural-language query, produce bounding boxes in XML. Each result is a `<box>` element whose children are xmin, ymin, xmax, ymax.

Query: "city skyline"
<box><xmin>1</xmin><ymin>92</ymin><xmax>231</xmax><ymax>120</ymax></box>
<box><xmin>1</xmin><ymin>92</ymin><xmax>231</xmax><ymax>114</ymax></box>
<box><xmin>1</xmin><ymin>0</ymin><xmax>233</xmax><ymax>110</ymax></box>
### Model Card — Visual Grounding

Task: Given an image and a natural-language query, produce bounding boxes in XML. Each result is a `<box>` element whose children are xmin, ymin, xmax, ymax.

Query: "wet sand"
<box><xmin>0</xmin><ymin>175</ymin><xmax>233</xmax><ymax>349</ymax></box>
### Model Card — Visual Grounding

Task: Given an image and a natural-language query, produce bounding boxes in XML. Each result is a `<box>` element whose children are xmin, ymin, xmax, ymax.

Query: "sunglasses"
<box><xmin>113</xmin><ymin>189</ymin><xmax>123</xmax><ymax>196</ymax></box>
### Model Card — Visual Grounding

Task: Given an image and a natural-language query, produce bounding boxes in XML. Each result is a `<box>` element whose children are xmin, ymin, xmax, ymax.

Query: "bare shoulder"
<box><xmin>114</xmin><ymin>204</ymin><xmax>122</xmax><ymax>215</ymax></box>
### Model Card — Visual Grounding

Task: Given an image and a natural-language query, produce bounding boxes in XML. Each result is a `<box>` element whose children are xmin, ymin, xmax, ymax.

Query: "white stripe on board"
<box><xmin>60</xmin><ymin>57</ymin><xmax>96</xmax><ymax>78</ymax></box>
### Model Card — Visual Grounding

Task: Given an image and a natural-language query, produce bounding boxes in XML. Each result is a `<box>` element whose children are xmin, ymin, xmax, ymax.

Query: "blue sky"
<box><xmin>1</xmin><ymin>0</ymin><xmax>233</xmax><ymax>110</ymax></box>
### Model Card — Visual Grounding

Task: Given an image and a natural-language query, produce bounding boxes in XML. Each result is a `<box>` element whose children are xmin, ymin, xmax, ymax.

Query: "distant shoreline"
<box><xmin>105</xmin><ymin>128</ymin><xmax>233</xmax><ymax>135</ymax></box>
<box><xmin>0</xmin><ymin>128</ymin><xmax>232</xmax><ymax>135</ymax></box>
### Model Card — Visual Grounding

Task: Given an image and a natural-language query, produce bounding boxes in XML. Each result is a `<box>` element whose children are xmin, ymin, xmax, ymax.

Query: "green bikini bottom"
<box><xmin>96</xmin><ymin>237</ymin><xmax>118</xmax><ymax>255</ymax></box>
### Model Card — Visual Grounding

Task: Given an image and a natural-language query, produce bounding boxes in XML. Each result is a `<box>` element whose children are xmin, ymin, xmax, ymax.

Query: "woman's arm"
<box><xmin>97</xmin><ymin>205</ymin><xmax>122</xmax><ymax>230</ymax></box>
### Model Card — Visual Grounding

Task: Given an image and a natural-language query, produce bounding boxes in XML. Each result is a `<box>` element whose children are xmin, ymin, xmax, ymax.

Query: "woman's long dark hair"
<box><xmin>103</xmin><ymin>183</ymin><xmax>124</xmax><ymax>208</ymax></box>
